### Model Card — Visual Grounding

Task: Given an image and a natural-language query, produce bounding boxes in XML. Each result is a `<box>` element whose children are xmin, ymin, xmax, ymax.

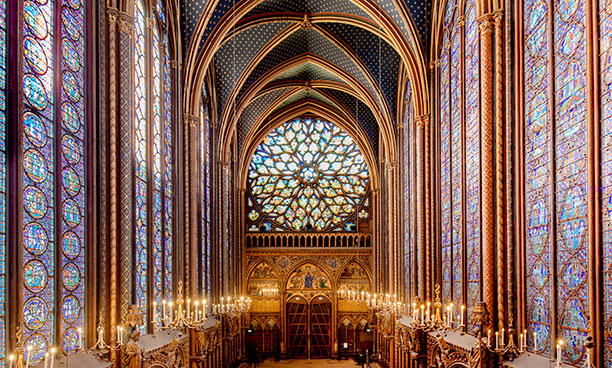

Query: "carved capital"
<box><xmin>429</xmin><ymin>59</ymin><xmax>440</xmax><ymax>69</ymax></box>
<box><xmin>477</xmin><ymin>14</ymin><xmax>494</xmax><ymax>34</ymax></box>
<box><xmin>117</xmin><ymin>16</ymin><xmax>134</xmax><ymax>36</ymax></box>
<box><xmin>493</xmin><ymin>9</ymin><xmax>504</xmax><ymax>24</ymax></box>
<box><xmin>415</xmin><ymin>114</ymin><xmax>430</xmax><ymax>128</ymax></box>
<box><xmin>183</xmin><ymin>113</ymin><xmax>200</xmax><ymax>128</ymax></box>
<box><xmin>169</xmin><ymin>60</ymin><xmax>178</xmax><ymax>69</ymax></box>
<box><xmin>107</xmin><ymin>11</ymin><xmax>118</xmax><ymax>27</ymax></box>
<box><xmin>456</xmin><ymin>15</ymin><xmax>465</xmax><ymax>28</ymax></box>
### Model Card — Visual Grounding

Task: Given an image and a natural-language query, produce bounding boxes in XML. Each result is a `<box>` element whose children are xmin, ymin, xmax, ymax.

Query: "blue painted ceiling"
<box><xmin>183</xmin><ymin>0</ymin><xmax>430</xmax><ymax>154</ymax></box>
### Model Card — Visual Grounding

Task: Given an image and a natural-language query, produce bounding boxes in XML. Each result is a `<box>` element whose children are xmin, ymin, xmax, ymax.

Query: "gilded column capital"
<box><xmin>493</xmin><ymin>9</ymin><xmax>504</xmax><ymax>23</ymax></box>
<box><xmin>183</xmin><ymin>113</ymin><xmax>200</xmax><ymax>127</ymax></box>
<box><xmin>219</xmin><ymin>160</ymin><xmax>231</xmax><ymax>169</ymax></box>
<box><xmin>117</xmin><ymin>15</ymin><xmax>134</xmax><ymax>36</ymax></box>
<box><xmin>386</xmin><ymin>160</ymin><xmax>398</xmax><ymax>169</ymax></box>
<box><xmin>145</xmin><ymin>17</ymin><xmax>154</xmax><ymax>29</ymax></box>
<box><xmin>107</xmin><ymin>10</ymin><xmax>118</xmax><ymax>26</ymax></box>
<box><xmin>429</xmin><ymin>59</ymin><xmax>440</xmax><ymax>69</ymax></box>
<box><xmin>170</xmin><ymin>60</ymin><xmax>178</xmax><ymax>69</ymax></box>
<box><xmin>477</xmin><ymin>13</ymin><xmax>495</xmax><ymax>34</ymax></box>
<box><xmin>456</xmin><ymin>15</ymin><xmax>465</xmax><ymax>28</ymax></box>
<box><xmin>415</xmin><ymin>114</ymin><xmax>430</xmax><ymax>129</ymax></box>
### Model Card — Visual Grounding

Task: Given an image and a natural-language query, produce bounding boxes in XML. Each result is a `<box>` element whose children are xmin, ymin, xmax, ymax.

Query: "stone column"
<box><xmin>185</xmin><ymin>113</ymin><xmax>200</xmax><ymax>298</ymax></box>
<box><xmin>494</xmin><ymin>10</ymin><xmax>507</xmax><ymax>332</ymax></box>
<box><xmin>416</xmin><ymin>115</ymin><xmax>427</xmax><ymax>299</ymax></box>
<box><xmin>478</xmin><ymin>13</ymin><xmax>495</xmax><ymax>331</ymax></box>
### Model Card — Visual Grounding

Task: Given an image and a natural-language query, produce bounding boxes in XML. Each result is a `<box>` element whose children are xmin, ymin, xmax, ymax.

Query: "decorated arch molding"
<box><xmin>182</xmin><ymin>0</ymin><xmax>431</xmax><ymax>148</ymax></box>
<box><xmin>237</xmin><ymin>100</ymin><xmax>380</xmax><ymax>192</ymax></box>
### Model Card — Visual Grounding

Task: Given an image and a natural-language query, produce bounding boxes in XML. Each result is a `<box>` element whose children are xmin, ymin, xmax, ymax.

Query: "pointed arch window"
<box><xmin>133</xmin><ymin>0</ymin><xmax>174</xmax><ymax>329</ymax></box>
<box><xmin>403</xmin><ymin>81</ymin><xmax>415</xmax><ymax>300</ymax></box>
<box><xmin>438</xmin><ymin>0</ymin><xmax>480</xmax><ymax>332</ymax></box>
<box><xmin>19</xmin><ymin>0</ymin><xmax>88</xmax><ymax>358</ymax></box>
<box><xmin>200</xmin><ymin>86</ymin><xmax>211</xmax><ymax>296</ymax></box>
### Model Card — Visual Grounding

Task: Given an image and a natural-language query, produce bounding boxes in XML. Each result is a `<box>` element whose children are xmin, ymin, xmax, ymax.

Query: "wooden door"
<box><xmin>287</xmin><ymin>298</ymin><xmax>308</xmax><ymax>358</ymax></box>
<box><xmin>310</xmin><ymin>298</ymin><xmax>331</xmax><ymax>358</ymax></box>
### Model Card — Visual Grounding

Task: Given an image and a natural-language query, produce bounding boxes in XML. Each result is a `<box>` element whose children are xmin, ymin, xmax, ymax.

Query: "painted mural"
<box><xmin>338</xmin><ymin>261</ymin><xmax>370</xmax><ymax>294</ymax></box>
<box><xmin>247</xmin><ymin>262</ymin><xmax>279</xmax><ymax>297</ymax></box>
<box><xmin>286</xmin><ymin>264</ymin><xmax>330</xmax><ymax>290</ymax></box>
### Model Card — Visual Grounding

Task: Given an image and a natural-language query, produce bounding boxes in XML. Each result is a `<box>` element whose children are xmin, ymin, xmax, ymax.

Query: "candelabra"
<box><xmin>211</xmin><ymin>296</ymin><xmax>251</xmax><ymax>317</ymax></box>
<box><xmin>152</xmin><ymin>282</ymin><xmax>213</xmax><ymax>330</ymax></box>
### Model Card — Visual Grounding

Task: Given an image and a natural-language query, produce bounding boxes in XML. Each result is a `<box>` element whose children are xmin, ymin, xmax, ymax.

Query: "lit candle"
<box><xmin>361</xmin><ymin>291</ymin><xmax>364</xmax><ymax>301</ymax></box>
<box><xmin>446</xmin><ymin>306</ymin><xmax>451</xmax><ymax>326</ymax></box>
<box><xmin>449</xmin><ymin>303</ymin><xmax>454</xmax><ymax>323</ymax></box>
<box><xmin>169</xmin><ymin>302</ymin><xmax>174</xmax><ymax>322</ymax></box>
<box><xmin>25</xmin><ymin>344</ymin><xmax>32</xmax><ymax>368</ymax></box>
<box><xmin>162</xmin><ymin>300</ymin><xmax>167</xmax><ymax>321</ymax></box>
<box><xmin>203</xmin><ymin>299</ymin><xmax>207</xmax><ymax>319</ymax></box>
<box><xmin>98</xmin><ymin>326</ymin><xmax>104</xmax><ymax>345</ymax></box>
<box><xmin>412</xmin><ymin>303</ymin><xmax>417</xmax><ymax>319</ymax></box>
<box><xmin>194</xmin><ymin>301</ymin><xmax>200</xmax><ymax>321</ymax></box>
<box><xmin>78</xmin><ymin>327</ymin><xmax>83</xmax><ymax>350</ymax></box>
<box><xmin>8</xmin><ymin>354</ymin><xmax>14</xmax><ymax>368</ymax></box>
<box><xmin>460</xmin><ymin>305</ymin><xmax>465</xmax><ymax>326</ymax></box>
<box><xmin>119</xmin><ymin>327</ymin><xmax>124</xmax><ymax>344</ymax></box>
<box><xmin>519</xmin><ymin>333</ymin><xmax>523</xmax><ymax>351</ymax></box>
<box><xmin>117</xmin><ymin>326</ymin><xmax>121</xmax><ymax>343</ymax></box>
<box><xmin>49</xmin><ymin>347</ymin><xmax>56</xmax><ymax>368</ymax></box>
<box><xmin>187</xmin><ymin>299</ymin><xmax>191</xmax><ymax>317</ymax></box>
<box><xmin>533</xmin><ymin>332</ymin><xmax>537</xmax><ymax>352</ymax></box>
<box><xmin>523</xmin><ymin>330</ymin><xmax>527</xmax><ymax>349</ymax></box>
<box><xmin>495</xmin><ymin>332</ymin><xmax>499</xmax><ymax>350</ymax></box>
<box><xmin>44</xmin><ymin>352</ymin><xmax>49</xmax><ymax>368</ymax></box>
<box><xmin>427</xmin><ymin>301</ymin><xmax>431</xmax><ymax>318</ymax></box>
<box><xmin>556</xmin><ymin>340</ymin><xmax>564</xmax><ymax>367</ymax></box>
<box><xmin>501</xmin><ymin>328</ymin><xmax>505</xmax><ymax>346</ymax></box>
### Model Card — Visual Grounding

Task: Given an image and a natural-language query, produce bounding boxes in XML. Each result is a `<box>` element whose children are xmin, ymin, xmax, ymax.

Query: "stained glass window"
<box><xmin>134</xmin><ymin>0</ymin><xmax>174</xmax><ymax>329</ymax></box>
<box><xmin>21</xmin><ymin>0</ymin><xmax>86</xmax><ymax>357</ymax></box>
<box><xmin>523</xmin><ymin>0</ymin><xmax>588</xmax><ymax>363</ymax></box>
<box><xmin>403</xmin><ymin>82</ymin><xmax>414</xmax><ymax>300</ymax></box>
<box><xmin>601</xmin><ymin>0</ymin><xmax>612</xmax><ymax>364</ymax></box>
<box><xmin>0</xmin><ymin>0</ymin><xmax>5</xmax><ymax>360</ymax></box>
<box><xmin>439</xmin><ymin>0</ymin><xmax>464</xmax><ymax>307</ymax></box>
<box><xmin>464</xmin><ymin>0</ymin><xmax>480</xmax><ymax>331</ymax></box>
<box><xmin>438</xmin><ymin>0</ymin><xmax>480</xmax><ymax>326</ymax></box>
<box><xmin>247</xmin><ymin>117</ymin><xmax>369</xmax><ymax>232</ymax></box>
<box><xmin>134</xmin><ymin>0</ymin><xmax>148</xmax><ymax>323</ymax></box>
<box><xmin>201</xmin><ymin>88</ymin><xmax>211</xmax><ymax>296</ymax></box>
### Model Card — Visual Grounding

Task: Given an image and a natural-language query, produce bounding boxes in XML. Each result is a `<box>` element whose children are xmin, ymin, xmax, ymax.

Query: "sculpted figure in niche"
<box><xmin>124</xmin><ymin>330</ymin><xmax>143</xmax><ymax>368</ymax></box>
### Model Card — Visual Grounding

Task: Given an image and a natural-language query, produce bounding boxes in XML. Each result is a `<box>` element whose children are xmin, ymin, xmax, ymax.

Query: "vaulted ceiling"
<box><xmin>181</xmin><ymin>0</ymin><xmax>431</xmax><ymax>156</ymax></box>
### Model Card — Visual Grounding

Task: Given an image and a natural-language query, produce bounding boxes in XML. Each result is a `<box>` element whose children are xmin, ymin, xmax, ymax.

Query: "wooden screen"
<box><xmin>310</xmin><ymin>299</ymin><xmax>331</xmax><ymax>358</ymax></box>
<box><xmin>287</xmin><ymin>300</ymin><xmax>308</xmax><ymax>358</ymax></box>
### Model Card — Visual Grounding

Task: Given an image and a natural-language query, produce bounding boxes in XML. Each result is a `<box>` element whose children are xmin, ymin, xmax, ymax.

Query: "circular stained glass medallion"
<box><xmin>62</xmin><ymin>39</ymin><xmax>80</xmax><ymax>72</ymax></box>
<box><xmin>62</xmin><ymin>7</ymin><xmax>80</xmax><ymax>41</ymax></box>
<box><xmin>24</xmin><ymin>112</ymin><xmax>48</xmax><ymax>147</ymax></box>
<box><xmin>61</xmin><ymin>103</ymin><xmax>80</xmax><ymax>134</ymax></box>
<box><xmin>26</xmin><ymin>334</ymin><xmax>47</xmax><ymax>362</ymax></box>
<box><xmin>24</xmin><ymin>222</ymin><xmax>48</xmax><ymax>256</ymax></box>
<box><xmin>24</xmin><ymin>186</ymin><xmax>48</xmax><ymax>219</ymax></box>
<box><xmin>62</xmin><ymin>295</ymin><xmax>80</xmax><ymax>323</ymax></box>
<box><xmin>24</xmin><ymin>260</ymin><xmax>47</xmax><ymax>293</ymax></box>
<box><xmin>62</xmin><ymin>262</ymin><xmax>80</xmax><ymax>291</ymax></box>
<box><xmin>62</xmin><ymin>167</ymin><xmax>81</xmax><ymax>196</ymax></box>
<box><xmin>24</xmin><ymin>1</ymin><xmax>49</xmax><ymax>40</ymax></box>
<box><xmin>62</xmin><ymin>135</ymin><xmax>80</xmax><ymax>165</ymax></box>
<box><xmin>24</xmin><ymin>74</ymin><xmax>48</xmax><ymax>110</ymax></box>
<box><xmin>62</xmin><ymin>71</ymin><xmax>80</xmax><ymax>102</ymax></box>
<box><xmin>24</xmin><ymin>149</ymin><xmax>48</xmax><ymax>183</ymax></box>
<box><xmin>63</xmin><ymin>199</ymin><xmax>81</xmax><ymax>227</ymax></box>
<box><xmin>24</xmin><ymin>297</ymin><xmax>47</xmax><ymax>330</ymax></box>
<box><xmin>62</xmin><ymin>327</ymin><xmax>79</xmax><ymax>353</ymax></box>
<box><xmin>62</xmin><ymin>231</ymin><xmax>81</xmax><ymax>259</ymax></box>
<box><xmin>24</xmin><ymin>37</ymin><xmax>48</xmax><ymax>75</ymax></box>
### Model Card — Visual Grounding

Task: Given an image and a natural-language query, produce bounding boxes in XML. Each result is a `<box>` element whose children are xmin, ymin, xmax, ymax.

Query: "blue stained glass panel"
<box><xmin>450</xmin><ymin>25</ymin><xmax>462</xmax><ymax>307</ymax></box>
<box><xmin>465</xmin><ymin>0</ymin><xmax>480</xmax><ymax>332</ymax></box>
<box><xmin>439</xmin><ymin>31</ymin><xmax>451</xmax><ymax>303</ymax></box>
<box><xmin>22</xmin><ymin>0</ymin><xmax>55</xmax><ymax>359</ymax></box>
<box><xmin>162</xmin><ymin>31</ymin><xmax>173</xmax><ymax>301</ymax></box>
<box><xmin>152</xmin><ymin>18</ymin><xmax>163</xmax><ymax>305</ymax></box>
<box><xmin>404</xmin><ymin>81</ymin><xmax>414</xmax><ymax>300</ymax></box>
<box><xmin>134</xmin><ymin>0</ymin><xmax>148</xmax><ymax>328</ymax></box>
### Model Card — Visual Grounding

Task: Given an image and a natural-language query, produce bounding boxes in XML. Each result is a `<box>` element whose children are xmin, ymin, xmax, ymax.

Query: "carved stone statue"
<box><xmin>124</xmin><ymin>330</ymin><xmax>143</xmax><ymax>368</ymax></box>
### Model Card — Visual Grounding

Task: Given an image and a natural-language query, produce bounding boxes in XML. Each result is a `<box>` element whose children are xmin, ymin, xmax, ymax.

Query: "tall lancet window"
<box><xmin>200</xmin><ymin>87</ymin><xmax>211</xmax><ymax>296</ymax></box>
<box><xmin>21</xmin><ymin>0</ymin><xmax>87</xmax><ymax>358</ymax></box>
<box><xmin>438</xmin><ymin>0</ymin><xmax>481</xmax><ymax>331</ymax></box>
<box><xmin>403</xmin><ymin>81</ymin><xmax>415</xmax><ymax>300</ymax></box>
<box><xmin>133</xmin><ymin>0</ymin><xmax>174</xmax><ymax>329</ymax></box>
<box><xmin>0</xmin><ymin>0</ymin><xmax>6</xmax><ymax>361</ymax></box>
<box><xmin>523</xmin><ymin>0</ymin><xmax>589</xmax><ymax>364</ymax></box>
